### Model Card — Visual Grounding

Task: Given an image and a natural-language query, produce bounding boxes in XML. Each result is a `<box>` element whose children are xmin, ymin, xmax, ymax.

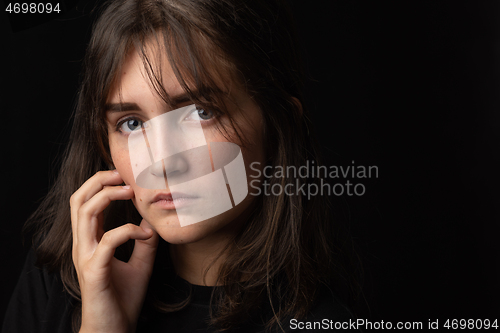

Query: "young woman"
<box><xmin>3</xmin><ymin>0</ymin><xmax>361</xmax><ymax>332</ymax></box>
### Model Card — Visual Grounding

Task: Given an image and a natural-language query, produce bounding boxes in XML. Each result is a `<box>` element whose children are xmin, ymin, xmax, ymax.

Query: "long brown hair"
<box><xmin>25</xmin><ymin>0</ymin><xmax>362</xmax><ymax>332</ymax></box>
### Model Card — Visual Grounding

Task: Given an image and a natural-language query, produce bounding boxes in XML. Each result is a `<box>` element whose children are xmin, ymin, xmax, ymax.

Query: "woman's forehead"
<box><xmin>106</xmin><ymin>42</ymin><xmax>243</xmax><ymax>106</ymax></box>
<box><xmin>106</xmin><ymin>47</ymin><xmax>181</xmax><ymax>103</ymax></box>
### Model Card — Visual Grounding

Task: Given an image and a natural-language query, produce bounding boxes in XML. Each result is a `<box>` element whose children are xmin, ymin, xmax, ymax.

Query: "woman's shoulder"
<box><xmin>283</xmin><ymin>287</ymin><xmax>360</xmax><ymax>332</ymax></box>
<box><xmin>1</xmin><ymin>248</ymin><xmax>74</xmax><ymax>333</ymax></box>
<box><xmin>14</xmin><ymin>247</ymin><xmax>68</xmax><ymax>295</ymax></box>
<box><xmin>309</xmin><ymin>288</ymin><xmax>356</xmax><ymax>321</ymax></box>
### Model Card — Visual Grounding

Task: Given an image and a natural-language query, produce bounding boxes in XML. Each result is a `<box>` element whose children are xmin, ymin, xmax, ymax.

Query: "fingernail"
<box><xmin>122</xmin><ymin>185</ymin><xmax>131</xmax><ymax>189</ymax></box>
<box><xmin>113</xmin><ymin>169</ymin><xmax>119</xmax><ymax>174</ymax></box>
<box><xmin>142</xmin><ymin>227</ymin><xmax>152</xmax><ymax>233</ymax></box>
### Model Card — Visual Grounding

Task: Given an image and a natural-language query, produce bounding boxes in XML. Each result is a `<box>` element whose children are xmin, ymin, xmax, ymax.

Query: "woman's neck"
<box><xmin>168</xmin><ymin>202</ymin><xmax>257</xmax><ymax>286</ymax></box>
<box><xmin>169</xmin><ymin>241</ymin><xmax>225</xmax><ymax>286</ymax></box>
<box><xmin>168</xmin><ymin>221</ymin><xmax>241</xmax><ymax>286</ymax></box>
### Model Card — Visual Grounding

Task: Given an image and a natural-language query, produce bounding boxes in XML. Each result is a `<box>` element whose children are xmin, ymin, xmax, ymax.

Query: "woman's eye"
<box><xmin>185</xmin><ymin>106</ymin><xmax>215</xmax><ymax>122</ymax></box>
<box><xmin>197</xmin><ymin>107</ymin><xmax>214</xmax><ymax>120</ymax></box>
<box><xmin>119</xmin><ymin>118</ymin><xmax>143</xmax><ymax>132</ymax></box>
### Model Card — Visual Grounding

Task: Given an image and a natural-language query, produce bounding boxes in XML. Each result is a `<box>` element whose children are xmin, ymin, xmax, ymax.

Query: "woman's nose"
<box><xmin>149</xmin><ymin>159</ymin><xmax>165</xmax><ymax>178</ymax></box>
<box><xmin>149</xmin><ymin>152</ymin><xmax>189</xmax><ymax>184</ymax></box>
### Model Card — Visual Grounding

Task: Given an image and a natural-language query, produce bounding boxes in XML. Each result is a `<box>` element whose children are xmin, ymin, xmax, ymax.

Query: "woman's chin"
<box><xmin>154</xmin><ymin>222</ymin><xmax>216</xmax><ymax>244</ymax></box>
<box><xmin>140</xmin><ymin>214</ymin><xmax>217</xmax><ymax>244</ymax></box>
<box><xmin>136</xmin><ymin>200</ymin><xmax>252</xmax><ymax>245</ymax></box>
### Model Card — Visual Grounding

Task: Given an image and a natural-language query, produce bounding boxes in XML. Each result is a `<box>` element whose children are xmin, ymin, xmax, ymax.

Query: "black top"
<box><xmin>2</xmin><ymin>249</ymin><xmax>359</xmax><ymax>332</ymax></box>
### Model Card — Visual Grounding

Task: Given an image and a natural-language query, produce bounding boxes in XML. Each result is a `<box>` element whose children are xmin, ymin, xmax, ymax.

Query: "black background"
<box><xmin>2</xmin><ymin>0</ymin><xmax>499</xmax><ymax>328</ymax></box>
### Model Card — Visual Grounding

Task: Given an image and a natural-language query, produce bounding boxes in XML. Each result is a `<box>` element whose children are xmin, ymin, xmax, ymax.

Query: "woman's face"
<box><xmin>106</xmin><ymin>48</ymin><xmax>265</xmax><ymax>244</ymax></box>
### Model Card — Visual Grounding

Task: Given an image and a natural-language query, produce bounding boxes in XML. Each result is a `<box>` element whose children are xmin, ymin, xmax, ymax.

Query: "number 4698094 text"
<box><xmin>6</xmin><ymin>3</ymin><xmax>60</xmax><ymax>14</ymax></box>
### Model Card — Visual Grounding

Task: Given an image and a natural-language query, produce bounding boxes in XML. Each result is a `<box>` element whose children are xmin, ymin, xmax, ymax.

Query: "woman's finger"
<box><xmin>91</xmin><ymin>223</ymin><xmax>153</xmax><ymax>269</ymax></box>
<box><xmin>76</xmin><ymin>185</ymin><xmax>134</xmax><ymax>254</ymax></box>
<box><xmin>128</xmin><ymin>219</ymin><xmax>159</xmax><ymax>272</ymax></box>
<box><xmin>70</xmin><ymin>170</ymin><xmax>124</xmax><ymax>246</ymax></box>
<box><xmin>72</xmin><ymin>170</ymin><xmax>124</xmax><ymax>206</ymax></box>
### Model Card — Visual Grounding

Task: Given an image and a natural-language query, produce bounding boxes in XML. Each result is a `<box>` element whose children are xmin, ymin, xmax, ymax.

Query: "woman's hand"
<box><xmin>70</xmin><ymin>170</ymin><xmax>159</xmax><ymax>333</ymax></box>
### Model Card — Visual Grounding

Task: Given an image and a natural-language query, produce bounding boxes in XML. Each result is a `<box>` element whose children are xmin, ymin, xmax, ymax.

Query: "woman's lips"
<box><xmin>150</xmin><ymin>192</ymin><xmax>198</xmax><ymax>209</ymax></box>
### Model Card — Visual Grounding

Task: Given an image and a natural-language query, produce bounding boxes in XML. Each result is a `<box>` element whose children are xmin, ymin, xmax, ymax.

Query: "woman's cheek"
<box><xmin>111</xmin><ymin>148</ymin><xmax>135</xmax><ymax>185</ymax></box>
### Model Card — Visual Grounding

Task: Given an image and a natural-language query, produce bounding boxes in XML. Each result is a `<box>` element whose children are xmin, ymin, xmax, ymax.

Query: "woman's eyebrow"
<box><xmin>170</xmin><ymin>93</ymin><xmax>191</xmax><ymax>107</ymax></box>
<box><xmin>105</xmin><ymin>88</ymin><xmax>224</xmax><ymax>113</ymax></box>
<box><xmin>104</xmin><ymin>94</ymin><xmax>190</xmax><ymax>113</ymax></box>
<box><xmin>105</xmin><ymin>102</ymin><xmax>141</xmax><ymax>113</ymax></box>
<box><xmin>170</xmin><ymin>87</ymin><xmax>227</xmax><ymax>107</ymax></box>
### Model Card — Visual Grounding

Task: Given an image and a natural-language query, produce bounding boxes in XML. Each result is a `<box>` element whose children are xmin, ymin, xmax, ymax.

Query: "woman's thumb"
<box><xmin>129</xmin><ymin>219</ymin><xmax>159</xmax><ymax>271</ymax></box>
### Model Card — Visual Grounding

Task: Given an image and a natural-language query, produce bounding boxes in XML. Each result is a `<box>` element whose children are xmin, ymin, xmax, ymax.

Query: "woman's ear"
<box><xmin>291</xmin><ymin>97</ymin><xmax>303</xmax><ymax>116</ymax></box>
